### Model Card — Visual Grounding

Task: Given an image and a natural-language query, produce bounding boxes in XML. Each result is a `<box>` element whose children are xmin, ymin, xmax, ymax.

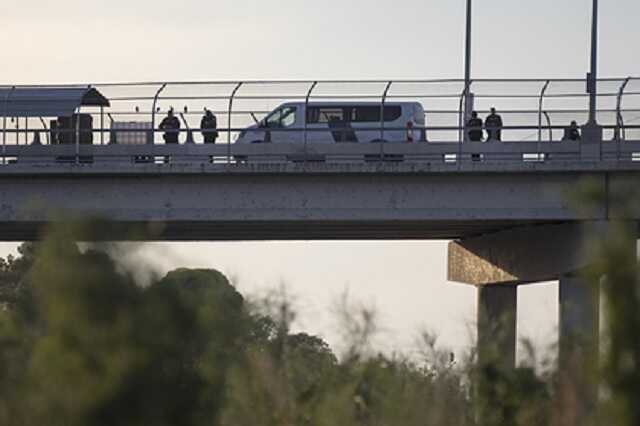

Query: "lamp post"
<box><xmin>588</xmin><ymin>0</ymin><xmax>599</xmax><ymax>124</ymax></box>
<box><xmin>464</xmin><ymin>0</ymin><xmax>472</xmax><ymax>106</ymax></box>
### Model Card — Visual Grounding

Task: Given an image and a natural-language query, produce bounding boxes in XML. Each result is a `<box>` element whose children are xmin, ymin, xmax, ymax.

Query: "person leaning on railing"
<box><xmin>466</xmin><ymin>111</ymin><xmax>484</xmax><ymax>142</ymax></box>
<box><xmin>159</xmin><ymin>108</ymin><xmax>181</xmax><ymax>144</ymax></box>
<box><xmin>562</xmin><ymin>120</ymin><xmax>581</xmax><ymax>141</ymax></box>
<box><xmin>485</xmin><ymin>107</ymin><xmax>503</xmax><ymax>141</ymax></box>
<box><xmin>200</xmin><ymin>109</ymin><xmax>219</xmax><ymax>144</ymax></box>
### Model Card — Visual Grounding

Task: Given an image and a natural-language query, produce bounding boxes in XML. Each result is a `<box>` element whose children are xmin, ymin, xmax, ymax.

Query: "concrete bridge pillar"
<box><xmin>477</xmin><ymin>284</ymin><xmax>517</xmax><ymax>371</ymax></box>
<box><xmin>559</xmin><ymin>273</ymin><xmax>599</xmax><ymax>367</ymax></box>
<box><xmin>557</xmin><ymin>272</ymin><xmax>600</xmax><ymax>424</ymax></box>
<box><xmin>448</xmin><ymin>222</ymin><xmax>628</xmax><ymax>424</ymax></box>
<box><xmin>475</xmin><ymin>284</ymin><xmax>518</xmax><ymax>425</ymax></box>
<box><xmin>448</xmin><ymin>222</ymin><xmax>599</xmax><ymax>372</ymax></box>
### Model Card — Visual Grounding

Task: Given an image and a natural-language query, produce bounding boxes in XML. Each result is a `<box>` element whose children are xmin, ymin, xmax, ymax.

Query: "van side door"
<box><xmin>306</xmin><ymin>106</ymin><xmax>355</xmax><ymax>143</ymax></box>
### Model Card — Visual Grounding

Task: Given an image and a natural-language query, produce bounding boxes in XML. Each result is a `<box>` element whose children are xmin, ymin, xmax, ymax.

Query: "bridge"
<box><xmin>1</xmin><ymin>77</ymin><xmax>639</xmax><ymax>417</ymax></box>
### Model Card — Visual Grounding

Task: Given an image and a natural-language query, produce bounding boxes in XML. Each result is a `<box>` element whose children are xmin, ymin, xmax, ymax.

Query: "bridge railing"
<box><xmin>1</xmin><ymin>78</ymin><xmax>640</xmax><ymax>166</ymax></box>
<box><xmin>4</xmin><ymin>135</ymin><xmax>640</xmax><ymax>167</ymax></box>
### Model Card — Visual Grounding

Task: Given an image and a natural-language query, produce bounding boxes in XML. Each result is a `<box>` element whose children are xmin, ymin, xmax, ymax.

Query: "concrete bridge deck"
<box><xmin>1</xmin><ymin>142</ymin><xmax>638</xmax><ymax>241</ymax></box>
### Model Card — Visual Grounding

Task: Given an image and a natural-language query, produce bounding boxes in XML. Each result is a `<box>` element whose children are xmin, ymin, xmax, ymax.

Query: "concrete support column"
<box><xmin>559</xmin><ymin>273</ymin><xmax>599</xmax><ymax>368</ymax></box>
<box><xmin>477</xmin><ymin>284</ymin><xmax>518</xmax><ymax>371</ymax></box>
<box><xmin>557</xmin><ymin>272</ymin><xmax>600</xmax><ymax>424</ymax></box>
<box><xmin>476</xmin><ymin>284</ymin><xmax>517</xmax><ymax>425</ymax></box>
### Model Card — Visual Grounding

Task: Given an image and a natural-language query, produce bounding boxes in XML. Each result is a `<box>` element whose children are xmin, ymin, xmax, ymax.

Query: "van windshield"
<box><xmin>265</xmin><ymin>107</ymin><xmax>297</xmax><ymax>128</ymax></box>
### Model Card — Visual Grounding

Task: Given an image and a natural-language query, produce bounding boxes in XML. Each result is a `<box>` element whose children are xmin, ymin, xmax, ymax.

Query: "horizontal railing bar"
<box><xmin>94</xmin><ymin>91</ymin><xmax>639</xmax><ymax>103</ymax></box>
<box><xmin>5</xmin><ymin>77</ymin><xmax>638</xmax><ymax>88</ymax></box>
<box><xmin>5</xmin><ymin>140</ymin><xmax>640</xmax><ymax>157</ymax></box>
<box><xmin>87</xmin><ymin>108</ymin><xmax>640</xmax><ymax>116</ymax></box>
<box><xmin>4</xmin><ymin>124</ymin><xmax>638</xmax><ymax>134</ymax></box>
<box><xmin>0</xmin><ymin>77</ymin><xmax>640</xmax><ymax>88</ymax></box>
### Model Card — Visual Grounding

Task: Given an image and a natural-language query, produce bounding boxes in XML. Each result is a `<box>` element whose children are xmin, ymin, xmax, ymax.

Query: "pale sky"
<box><xmin>1</xmin><ymin>0</ymin><xmax>638</xmax><ymax>360</ymax></box>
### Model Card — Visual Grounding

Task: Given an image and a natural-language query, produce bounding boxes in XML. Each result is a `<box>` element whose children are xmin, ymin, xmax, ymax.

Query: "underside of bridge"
<box><xmin>0</xmin><ymin>219</ymin><xmax>562</xmax><ymax>242</ymax></box>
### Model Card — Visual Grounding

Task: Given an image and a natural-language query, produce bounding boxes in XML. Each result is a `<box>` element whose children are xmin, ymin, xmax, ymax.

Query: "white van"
<box><xmin>236</xmin><ymin>102</ymin><xmax>426</xmax><ymax>144</ymax></box>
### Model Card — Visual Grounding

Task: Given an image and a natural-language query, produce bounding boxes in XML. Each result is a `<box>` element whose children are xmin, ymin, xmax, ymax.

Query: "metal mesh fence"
<box><xmin>1</xmin><ymin>78</ymin><xmax>639</xmax><ymax>148</ymax></box>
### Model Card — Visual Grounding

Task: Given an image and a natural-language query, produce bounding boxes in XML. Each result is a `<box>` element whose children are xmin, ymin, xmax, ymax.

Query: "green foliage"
<box><xmin>0</xmin><ymin>243</ymin><xmax>37</xmax><ymax>314</ymax></box>
<box><xmin>584</xmin><ymin>221</ymin><xmax>640</xmax><ymax>424</ymax></box>
<box><xmin>5</xmin><ymin>207</ymin><xmax>640</xmax><ymax>426</ymax></box>
<box><xmin>0</xmin><ymin>229</ymin><xmax>248</xmax><ymax>426</ymax></box>
<box><xmin>0</xmin><ymin>229</ymin><xmax>555</xmax><ymax>426</ymax></box>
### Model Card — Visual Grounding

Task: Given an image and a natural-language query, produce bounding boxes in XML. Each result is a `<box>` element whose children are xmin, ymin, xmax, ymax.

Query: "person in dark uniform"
<box><xmin>200</xmin><ymin>109</ymin><xmax>218</xmax><ymax>144</ymax></box>
<box><xmin>159</xmin><ymin>108</ymin><xmax>181</xmax><ymax>144</ymax></box>
<box><xmin>562</xmin><ymin>120</ymin><xmax>581</xmax><ymax>141</ymax></box>
<box><xmin>466</xmin><ymin>111</ymin><xmax>483</xmax><ymax>142</ymax></box>
<box><xmin>485</xmin><ymin>107</ymin><xmax>503</xmax><ymax>141</ymax></box>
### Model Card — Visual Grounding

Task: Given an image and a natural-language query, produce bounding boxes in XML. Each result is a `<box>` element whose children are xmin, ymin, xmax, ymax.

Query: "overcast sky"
<box><xmin>1</xmin><ymin>0</ymin><xmax>638</xmax><ymax>360</ymax></box>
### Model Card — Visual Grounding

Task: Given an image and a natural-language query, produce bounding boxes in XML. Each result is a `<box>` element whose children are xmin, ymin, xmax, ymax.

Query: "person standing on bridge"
<box><xmin>159</xmin><ymin>108</ymin><xmax>181</xmax><ymax>144</ymax></box>
<box><xmin>562</xmin><ymin>120</ymin><xmax>581</xmax><ymax>141</ymax></box>
<box><xmin>466</xmin><ymin>111</ymin><xmax>484</xmax><ymax>142</ymax></box>
<box><xmin>485</xmin><ymin>107</ymin><xmax>503</xmax><ymax>141</ymax></box>
<box><xmin>200</xmin><ymin>109</ymin><xmax>219</xmax><ymax>144</ymax></box>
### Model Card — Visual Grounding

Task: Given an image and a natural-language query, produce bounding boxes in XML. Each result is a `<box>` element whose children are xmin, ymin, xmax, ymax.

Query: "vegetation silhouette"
<box><xmin>0</xmin><ymin>209</ymin><xmax>637</xmax><ymax>425</ymax></box>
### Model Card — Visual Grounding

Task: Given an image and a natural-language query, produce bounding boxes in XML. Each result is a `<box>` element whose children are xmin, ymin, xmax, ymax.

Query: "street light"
<box><xmin>464</xmin><ymin>0</ymin><xmax>471</xmax><ymax>92</ymax></box>
<box><xmin>588</xmin><ymin>0</ymin><xmax>599</xmax><ymax>125</ymax></box>
<box><xmin>464</xmin><ymin>0</ymin><xmax>472</xmax><ymax>118</ymax></box>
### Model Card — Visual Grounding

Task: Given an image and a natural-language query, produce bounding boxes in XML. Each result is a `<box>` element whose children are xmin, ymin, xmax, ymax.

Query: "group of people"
<box><xmin>159</xmin><ymin>108</ymin><xmax>219</xmax><ymax>144</ymax></box>
<box><xmin>466</xmin><ymin>107</ymin><xmax>583</xmax><ymax>142</ymax></box>
<box><xmin>466</xmin><ymin>107</ymin><xmax>504</xmax><ymax>142</ymax></box>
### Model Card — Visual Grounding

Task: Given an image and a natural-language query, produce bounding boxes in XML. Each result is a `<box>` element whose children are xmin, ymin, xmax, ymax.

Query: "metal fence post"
<box><xmin>304</xmin><ymin>81</ymin><xmax>318</xmax><ymax>160</ymax></box>
<box><xmin>380</xmin><ymin>81</ymin><xmax>392</xmax><ymax>160</ymax></box>
<box><xmin>615</xmin><ymin>77</ymin><xmax>630</xmax><ymax>161</ymax></box>
<box><xmin>537</xmin><ymin>80</ymin><xmax>550</xmax><ymax>157</ymax></box>
<box><xmin>616</xmin><ymin>77</ymin><xmax>630</xmax><ymax>136</ymax></box>
<box><xmin>75</xmin><ymin>106</ymin><xmax>81</xmax><ymax>164</ymax></box>
<box><xmin>1</xmin><ymin>87</ymin><xmax>14</xmax><ymax>164</ymax></box>
<box><xmin>100</xmin><ymin>106</ymin><xmax>104</xmax><ymax>145</ymax></box>
<box><xmin>538</xmin><ymin>80</ymin><xmax>550</xmax><ymax>143</ymax></box>
<box><xmin>39</xmin><ymin>117</ymin><xmax>49</xmax><ymax>145</ymax></box>
<box><xmin>458</xmin><ymin>81</ymin><xmax>471</xmax><ymax>167</ymax></box>
<box><xmin>543</xmin><ymin>111</ymin><xmax>553</xmax><ymax>143</ymax></box>
<box><xmin>227</xmin><ymin>82</ymin><xmax>243</xmax><ymax>164</ymax></box>
<box><xmin>151</xmin><ymin>83</ymin><xmax>168</xmax><ymax>145</ymax></box>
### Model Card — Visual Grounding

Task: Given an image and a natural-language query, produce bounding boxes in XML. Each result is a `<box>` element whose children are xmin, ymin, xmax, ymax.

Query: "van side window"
<box><xmin>352</xmin><ymin>106</ymin><xmax>380</xmax><ymax>122</ymax></box>
<box><xmin>349</xmin><ymin>106</ymin><xmax>402</xmax><ymax>122</ymax></box>
<box><xmin>307</xmin><ymin>107</ymin><xmax>344</xmax><ymax>124</ymax></box>
<box><xmin>265</xmin><ymin>107</ymin><xmax>297</xmax><ymax>128</ymax></box>
<box><xmin>383</xmin><ymin>106</ymin><xmax>402</xmax><ymax>121</ymax></box>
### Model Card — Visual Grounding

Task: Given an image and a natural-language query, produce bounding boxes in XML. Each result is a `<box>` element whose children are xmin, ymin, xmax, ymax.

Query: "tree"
<box><xmin>0</xmin><ymin>243</ymin><xmax>37</xmax><ymax>313</ymax></box>
<box><xmin>0</xmin><ymin>226</ymin><xmax>249</xmax><ymax>426</ymax></box>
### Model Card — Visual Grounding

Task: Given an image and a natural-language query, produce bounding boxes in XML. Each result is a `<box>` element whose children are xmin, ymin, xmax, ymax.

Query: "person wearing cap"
<box><xmin>159</xmin><ymin>108</ymin><xmax>181</xmax><ymax>144</ymax></box>
<box><xmin>485</xmin><ymin>107</ymin><xmax>503</xmax><ymax>141</ymax></box>
<box><xmin>200</xmin><ymin>109</ymin><xmax>219</xmax><ymax>144</ymax></box>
